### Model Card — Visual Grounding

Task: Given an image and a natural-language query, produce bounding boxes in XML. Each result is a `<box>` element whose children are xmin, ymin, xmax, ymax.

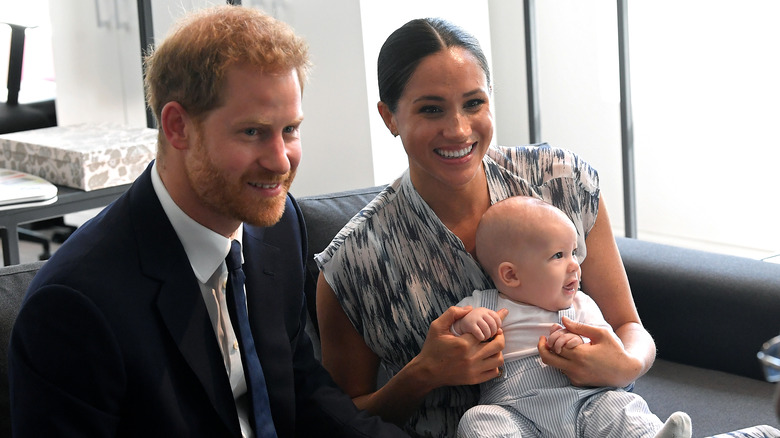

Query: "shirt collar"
<box><xmin>150</xmin><ymin>161</ymin><xmax>243</xmax><ymax>283</ymax></box>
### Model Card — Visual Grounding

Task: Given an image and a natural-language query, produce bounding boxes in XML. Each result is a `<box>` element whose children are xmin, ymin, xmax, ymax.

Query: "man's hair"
<box><xmin>144</xmin><ymin>5</ymin><xmax>310</xmax><ymax>131</ymax></box>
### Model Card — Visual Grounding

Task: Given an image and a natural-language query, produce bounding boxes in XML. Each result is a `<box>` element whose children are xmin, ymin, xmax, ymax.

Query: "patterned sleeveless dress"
<box><xmin>316</xmin><ymin>144</ymin><xmax>600</xmax><ymax>437</ymax></box>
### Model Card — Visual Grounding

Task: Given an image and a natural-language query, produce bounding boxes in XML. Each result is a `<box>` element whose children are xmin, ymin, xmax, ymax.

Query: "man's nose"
<box><xmin>260</xmin><ymin>134</ymin><xmax>292</xmax><ymax>174</ymax></box>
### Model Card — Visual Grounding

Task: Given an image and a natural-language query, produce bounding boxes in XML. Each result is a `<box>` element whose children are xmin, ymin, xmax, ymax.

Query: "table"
<box><xmin>1</xmin><ymin>184</ymin><xmax>130</xmax><ymax>265</ymax></box>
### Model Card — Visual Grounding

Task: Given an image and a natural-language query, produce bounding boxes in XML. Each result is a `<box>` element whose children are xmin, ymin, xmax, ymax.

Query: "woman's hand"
<box><xmin>409</xmin><ymin>306</ymin><xmax>508</xmax><ymax>390</ymax></box>
<box><xmin>537</xmin><ymin>316</ymin><xmax>642</xmax><ymax>388</ymax></box>
<box><xmin>319</xmin><ymin>275</ymin><xmax>507</xmax><ymax>424</ymax></box>
<box><xmin>562</xmin><ymin>195</ymin><xmax>656</xmax><ymax>387</ymax></box>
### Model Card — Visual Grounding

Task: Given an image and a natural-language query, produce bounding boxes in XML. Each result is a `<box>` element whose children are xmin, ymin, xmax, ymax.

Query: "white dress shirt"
<box><xmin>150</xmin><ymin>161</ymin><xmax>254</xmax><ymax>438</ymax></box>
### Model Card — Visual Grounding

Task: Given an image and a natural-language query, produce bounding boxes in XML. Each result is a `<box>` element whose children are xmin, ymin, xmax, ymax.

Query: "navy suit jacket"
<box><xmin>8</xmin><ymin>163</ymin><xmax>405</xmax><ymax>437</ymax></box>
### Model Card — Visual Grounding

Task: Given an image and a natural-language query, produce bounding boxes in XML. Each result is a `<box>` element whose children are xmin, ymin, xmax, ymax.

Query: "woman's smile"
<box><xmin>434</xmin><ymin>143</ymin><xmax>475</xmax><ymax>159</ymax></box>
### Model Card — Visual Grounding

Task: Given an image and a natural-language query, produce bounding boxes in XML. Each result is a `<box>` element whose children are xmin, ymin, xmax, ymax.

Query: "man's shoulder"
<box><xmin>26</xmin><ymin>188</ymin><xmax>153</xmax><ymax>301</ymax></box>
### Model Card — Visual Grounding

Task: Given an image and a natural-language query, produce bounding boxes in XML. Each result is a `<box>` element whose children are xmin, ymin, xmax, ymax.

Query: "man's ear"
<box><xmin>497</xmin><ymin>262</ymin><xmax>521</xmax><ymax>288</ymax></box>
<box><xmin>377</xmin><ymin>101</ymin><xmax>398</xmax><ymax>136</ymax></box>
<box><xmin>160</xmin><ymin>101</ymin><xmax>192</xmax><ymax>151</ymax></box>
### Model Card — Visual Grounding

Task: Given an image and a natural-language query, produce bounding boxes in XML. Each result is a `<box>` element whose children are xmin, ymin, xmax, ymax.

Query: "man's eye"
<box><xmin>244</xmin><ymin>128</ymin><xmax>258</xmax><ymax>136</ymax></box>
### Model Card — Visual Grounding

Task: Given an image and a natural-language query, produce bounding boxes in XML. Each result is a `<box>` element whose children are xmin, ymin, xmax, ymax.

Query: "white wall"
<box><xmin>49</xmin><ymin>0</ymin><xmax>148</xmax><ymax>127</ymax></box>
<box><xmin>39</xmin><ymin>0</ymin><xmax>780</xmax><ymax>259</ymax></box>
<box><xmin>124</xmin><ymin>0</ymin><xmax>492</xmax><ymax>197</ymax></box>
<box><xmin>629</xmin><ymin>0</ymin><xmax>780</xmax><ymax>257</ymax></box>
<box><xmin>280</xmin><ymin>0</ymin><xmax>493</xmax><ymax>196</ymax></box>
<box><xmin>488</xmin><ymin>0</ymin><xmax>628</xmax><ymax>243</ymax></box>
<box><xmin>487</xmin><ymin>0</ymin><xmax>530</xmax><ymax>149</ymax></box>
<box><xmin>504</xmin><ymin>0</ymin><xmax>780</xmax><ymax>259</ymax></box>
<box><xmin>151</xmin><ymin>0</ymin><xmax>224</xmax><ymax>43</ymax></box>
<box><xmin>357</xmin><ymin>0</ymin><xmax>494</xmax><ymax>189</ymax></box>
<box><xmin>269</xmin><ymin>0</ymin><xmax>377</xmax><ymax>196</ymax></box>
<box><xmin>534</xmin><ymin>1</ymin><xmax>626</xmax><ymax>236</ymax></box>
<box><xmin>0</xmin><ymin>0</ymin><xmax>57</xmax><ymax>104</ymax></box>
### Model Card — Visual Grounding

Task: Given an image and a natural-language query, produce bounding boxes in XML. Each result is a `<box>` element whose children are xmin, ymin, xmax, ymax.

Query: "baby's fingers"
<box><xmin>564</xmin><ymin>336</ymin><xmax>585</xmax><ymax>349</ymax></box>
<box><xmin>550</xmin><ymin>335</ymin><xmax>570</xmax><ymax>354</ymax></box>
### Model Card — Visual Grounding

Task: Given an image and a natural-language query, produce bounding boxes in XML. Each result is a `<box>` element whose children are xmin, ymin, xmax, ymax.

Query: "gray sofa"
<box><xmin>297</xmin><ymin>186</ymin><xmax>780</xmax><ymax>437</ymax></box>
<box><xmin>1</xmin><ymin>185</ymin><xmax>779</xmax><ymax>437</ymax></box>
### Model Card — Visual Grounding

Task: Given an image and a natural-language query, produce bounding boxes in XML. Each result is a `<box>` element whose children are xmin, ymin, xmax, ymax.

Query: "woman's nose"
<box><xmin>443</xmin><ymin>112</ymin><xmax>471</xmax><ymax>139</ymax></box>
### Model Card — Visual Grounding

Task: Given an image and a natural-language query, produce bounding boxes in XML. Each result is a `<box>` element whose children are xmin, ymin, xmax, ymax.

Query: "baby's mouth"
<box><xmin>564</xmin><ymin>280</ymin><xmax>579</xmax><ymax>293</ymax></box>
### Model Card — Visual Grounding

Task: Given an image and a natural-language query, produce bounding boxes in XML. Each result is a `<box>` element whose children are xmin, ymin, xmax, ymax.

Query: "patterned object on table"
<box><xmin>0</xmin><ymin>123</ymin><xmax>156</xmax><ymax>191</ymax></box>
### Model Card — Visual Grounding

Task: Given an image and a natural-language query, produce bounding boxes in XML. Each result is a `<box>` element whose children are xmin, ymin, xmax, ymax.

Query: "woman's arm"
<box><xmin>537</xmin><ymin>194</ymin><xmax>656</xmax><ymax>387</ymax></box>
<box><xmin>316</xmin><ymin>273</ymin><xmax>505</xmax><ymax>425</ymax></box>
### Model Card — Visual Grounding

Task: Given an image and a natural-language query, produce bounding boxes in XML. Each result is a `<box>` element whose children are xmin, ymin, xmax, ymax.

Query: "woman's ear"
<box><xmin>160</xmin><ymin>101</ymin><xmax>192</xmax><ymax>151</ymax></box>
<box><xmin>497</xmin><ymin>261</ymin><xmax>521</xmax><ymax>288</ymax></box>
<box><xmin>377</xmin><ymin>101</ymin><xmax>398</xmax><ymax>137</ymax></box>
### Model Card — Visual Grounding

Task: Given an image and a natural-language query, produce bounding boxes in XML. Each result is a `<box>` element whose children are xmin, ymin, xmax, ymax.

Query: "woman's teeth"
<box><xmin>435</xmin><ymin>144</ymin><xmax>473</xmax><ymax>158</ymax></box>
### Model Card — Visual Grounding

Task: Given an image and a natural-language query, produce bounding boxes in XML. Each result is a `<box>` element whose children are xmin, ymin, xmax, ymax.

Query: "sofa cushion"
<box><xmin>0</xmin><ymin>261</ymin><xmax>45</xmax><ymax>438</ymax></box>
<box><xmin>635</xmin><ymin>359</ymin><xmax>780</xmax><ymax>436</ymax></box>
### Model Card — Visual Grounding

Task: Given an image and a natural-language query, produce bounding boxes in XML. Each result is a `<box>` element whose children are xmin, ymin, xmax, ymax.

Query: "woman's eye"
<box><xmin>419</xmin><ymin>105</ymin><xmax>442</xmax><ymax>114</ymax></box>
<box><xmin>465</xmin><ymin>99</ymin><xmax>485</xmax><ymax>109</ymax></box>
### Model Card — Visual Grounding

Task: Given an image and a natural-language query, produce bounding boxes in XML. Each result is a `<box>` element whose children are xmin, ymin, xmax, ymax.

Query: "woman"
<box><xmin>315</xmin><ymin>17</ymin><xmax>656</xmax><ymax>437</ymax></box>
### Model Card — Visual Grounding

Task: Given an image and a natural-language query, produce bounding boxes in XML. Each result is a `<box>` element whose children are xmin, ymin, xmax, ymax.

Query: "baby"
<box><xmin>453</xmin><ymin>196</ymin><xmax>692</xmax><ymax>438</ymax></box>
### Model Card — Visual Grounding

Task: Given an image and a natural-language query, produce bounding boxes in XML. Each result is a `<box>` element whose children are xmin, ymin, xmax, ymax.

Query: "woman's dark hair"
<box><xmin>377</xmin><ymin>18</ymin><xmax>491</xmax><ymax>113</ymax></box>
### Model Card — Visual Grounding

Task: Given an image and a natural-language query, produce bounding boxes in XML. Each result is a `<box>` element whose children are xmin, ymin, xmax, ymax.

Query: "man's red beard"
<box><xmin>184</xmin><ymin>137</ymin><xmax>295</xmax><ymax>228</ymax></box>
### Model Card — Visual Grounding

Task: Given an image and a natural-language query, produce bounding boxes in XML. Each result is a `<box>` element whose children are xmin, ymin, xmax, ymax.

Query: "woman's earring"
<box><xmin>392</xmin><ymin>132</ymin><xmax>399</xmax><ymax>137</ymax></box>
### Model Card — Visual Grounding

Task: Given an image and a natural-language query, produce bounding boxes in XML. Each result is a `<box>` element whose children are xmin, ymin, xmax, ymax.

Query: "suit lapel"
<box><xmin>242</xmin><ymin>225</ymin><xmax>280</xmax><ymax>337</ymax></box>
<box><xmin>129</xmin><ymin>164</ymin><xmax>241</xmax><ymax>435</ymax></box>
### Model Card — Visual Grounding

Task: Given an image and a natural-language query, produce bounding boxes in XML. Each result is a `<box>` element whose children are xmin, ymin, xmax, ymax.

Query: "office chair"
<box><xmin>1</xmin><ymin>21</ymin><xmax>59</xmax><ymax>260</ymax></box>
<box><xmin>0</xmin><ymin>22</ymin><xmax>57</xmax><ymax>134</ymax></box>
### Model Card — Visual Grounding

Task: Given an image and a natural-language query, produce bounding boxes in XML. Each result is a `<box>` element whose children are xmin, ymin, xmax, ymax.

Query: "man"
<box><xmin>8</xmin><ymin>6</ymin><xmax>406</xmax><ymax>437</ymax></box>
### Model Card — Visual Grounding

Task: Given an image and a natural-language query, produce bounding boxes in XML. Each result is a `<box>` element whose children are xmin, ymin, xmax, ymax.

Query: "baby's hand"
<box><xmin>451</xmin><ymin>307</ymin><xmax>503</xmax><ymax>341</ymax></box>
<box><xmin>546</xmin><ymin>323</ymin><xmax>584</xmax><ymax>354</ymax></box>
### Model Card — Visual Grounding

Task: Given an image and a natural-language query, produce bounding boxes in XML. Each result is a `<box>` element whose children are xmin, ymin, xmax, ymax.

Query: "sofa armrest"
<box><xmin>0</xmin><ymin>260</ymin><xmax>46</xmax><ymax>438</ymax></box>
<box><xmin>616</xmin><ymin>237</ymin><xmax>780</xmax><ymax>380</ymax></box>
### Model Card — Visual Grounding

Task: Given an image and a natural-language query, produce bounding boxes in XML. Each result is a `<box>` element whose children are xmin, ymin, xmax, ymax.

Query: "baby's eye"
<box><xmin>552</xmin><ymin>252</ymin><xmax>564</xmax><ymax>259</ymax></box>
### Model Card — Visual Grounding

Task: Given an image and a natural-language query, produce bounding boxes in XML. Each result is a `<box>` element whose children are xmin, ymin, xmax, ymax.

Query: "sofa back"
<box><xmin>2</xmin><ymin>187</ymin><xmax>779</xmax><ymax>437</ymax></box>
<box><xmin>297</xmin><ymin>186</ymin><xmax>780</xmax><ymax>381</ymax></box>
<box><xmin>0</xmin><ymin>260</ymin><xmax>45</xmax><ymax>438</ymax></box>
<box><xmin>617</xmin><ymin>237</ymin><xmax>780</xmax><ymax>380</ymax></box>
<box><xmin>297</xmin><ymin>186</ymin><xmax>385</xmax><ymax>337</ymax></box>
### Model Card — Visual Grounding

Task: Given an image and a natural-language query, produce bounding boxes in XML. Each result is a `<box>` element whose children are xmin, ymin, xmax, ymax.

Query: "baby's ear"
<box><xmin>497</xmin><ymin>262</ymin><xmax>520</xmax><ymax>288</ymax></box>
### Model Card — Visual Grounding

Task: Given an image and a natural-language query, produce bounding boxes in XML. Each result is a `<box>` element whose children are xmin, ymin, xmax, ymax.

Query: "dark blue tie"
<box><xmin>225</xmin><ymin>240</ymin><xmax>277</xmax><ymax>438</ymax></box>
